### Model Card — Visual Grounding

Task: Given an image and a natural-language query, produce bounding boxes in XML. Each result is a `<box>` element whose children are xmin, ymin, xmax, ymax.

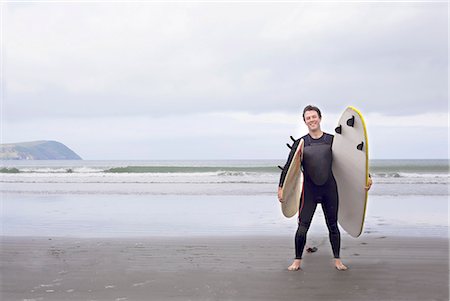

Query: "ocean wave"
<box><xmin>1</xmin><ymin>188</ymin><xmax>448</xmax><ymax>196</ymax></box>
<box><xmin>1</xmin><ymin>174</ymin><xmax>447</xmax><ymax>185</ymax></box>
<box><xmin>0</xmin><ymin>167</ymin><xmax>105</xmax><ymax>173</ymax></box>
<box><xmin>217</xmin><ymin>171</ymin><xmax>247</xmax><ymax>176</ymax></box>
<box><xmin>0</xmin><ymin>179</ymin><xmax>275</xmax><ymax>184</ymax></box>
<box><xmin>103</xmin><ymin>166</ymin><xmax>277</xmax><ymax>173</ymax></box>
<box><xmin>2</xmin><ymin>162</ymin><xmax>448</xmax><ymax>178</ymax></box>
<box><xmin>0</xmin><ymin>167</ymin><xmax>20</xmax><ymax>173</ymax></box>
<box><xmin>373</xmin><ymin>172</ymin><xmax>449</xmax><ymax>179</ymax></box>
<box><xmin>3</xmin><ymin>165</ymin><xmax>447</xmax><ymax>177</ymax></box>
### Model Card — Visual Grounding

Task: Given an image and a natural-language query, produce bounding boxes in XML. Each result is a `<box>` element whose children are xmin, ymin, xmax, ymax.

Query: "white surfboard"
<box><xmin>281</xmin><ymin>139</ymin><xmax>304</xmax><ymax>218</ymax></box>
<box><xmin>332</xmin><ymin>107</ymin><xmax>369</xmax><ymax>237</ymax></box>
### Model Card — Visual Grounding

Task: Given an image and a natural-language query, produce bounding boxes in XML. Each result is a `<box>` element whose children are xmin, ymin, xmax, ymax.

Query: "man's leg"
<box><xmin>321</xmin><ymin>181</ymin><xmax>347</xmax><ymax>270</ymax></box>
<box><xmin>288</xmin><ymin>184</ymin><xmax>317</xmax><ymax>271</ymax></box>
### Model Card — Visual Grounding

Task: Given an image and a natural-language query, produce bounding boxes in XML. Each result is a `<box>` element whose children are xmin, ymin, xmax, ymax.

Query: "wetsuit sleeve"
<box><xmin>278</xmin><ymin>139</ymin><xmax>300</xmax><ymax>188</ymax></box>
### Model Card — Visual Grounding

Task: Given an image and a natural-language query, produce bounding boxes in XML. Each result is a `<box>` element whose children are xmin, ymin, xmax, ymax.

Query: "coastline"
<box><xmin>1</xmin><ymin>234</ymin><xmax>448</xmax><ymax>301</ymax></box>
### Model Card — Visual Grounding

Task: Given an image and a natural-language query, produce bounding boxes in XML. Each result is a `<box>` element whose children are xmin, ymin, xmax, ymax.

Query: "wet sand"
<box><xmin>1</xmin><ymin>235</ymin><xmax>448</xmax><ymax>301</ymax></box>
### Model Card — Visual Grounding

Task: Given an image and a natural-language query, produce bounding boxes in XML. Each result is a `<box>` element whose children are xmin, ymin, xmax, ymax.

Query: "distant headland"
<box><xmin>0</xmin><ymin>140</ymin><xmax>82</xmax><ymax>160</ymax></box>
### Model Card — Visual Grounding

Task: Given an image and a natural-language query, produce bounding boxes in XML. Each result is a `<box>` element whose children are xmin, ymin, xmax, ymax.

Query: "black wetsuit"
<box><xmin>279</xmin><ymin>133</ymin><xmax>341</xmax><ymax>259</ymax></box>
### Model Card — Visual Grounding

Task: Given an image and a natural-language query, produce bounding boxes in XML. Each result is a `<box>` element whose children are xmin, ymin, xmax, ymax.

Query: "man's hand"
<box><xmin>365</xmin><ymin>177</ymin><xmax>373</xmax><ymax>191</ymax></box>
<box><xmin>278</xmin><ymin>187</ymin><xmax>284</xmax><ymax>203</ymax></box>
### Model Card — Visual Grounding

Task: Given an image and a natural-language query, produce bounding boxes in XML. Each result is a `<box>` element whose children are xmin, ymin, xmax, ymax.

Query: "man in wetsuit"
<box><xmin>278</xmin><ymin>105</ymin><xmax>372</xmax><ymax>271</ymax></box>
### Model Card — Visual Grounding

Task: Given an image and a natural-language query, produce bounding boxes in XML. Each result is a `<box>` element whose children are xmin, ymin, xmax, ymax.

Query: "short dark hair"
<box><xmin>302</xmin><ymin>105</ymin><xmax>322</xmax><ymax>121</ymax></box>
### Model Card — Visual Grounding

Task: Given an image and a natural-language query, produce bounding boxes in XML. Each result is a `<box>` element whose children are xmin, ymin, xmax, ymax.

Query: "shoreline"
<box><xmin>2</xmin><ymin>193</ymin><xmax>448</xmax><ymax>239</ymax></box>
<box><xmin>1</xmin><ymin>235</ymin><xmax>448</xmax><ymax>301</ymax></box>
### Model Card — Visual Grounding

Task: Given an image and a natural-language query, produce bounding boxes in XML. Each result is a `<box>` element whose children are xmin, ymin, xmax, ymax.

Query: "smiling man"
<box><xmin>278</xmin><ymin>105</ymin><xmax>372</xmax><ymax>271</ymax></box>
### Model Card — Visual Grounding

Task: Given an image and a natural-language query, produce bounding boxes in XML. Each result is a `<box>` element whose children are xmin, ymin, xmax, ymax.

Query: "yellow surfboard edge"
<box><xmin>347</xmin><ymin>105</ymin><xmax>369</xmax><ymax>237</ymax></box>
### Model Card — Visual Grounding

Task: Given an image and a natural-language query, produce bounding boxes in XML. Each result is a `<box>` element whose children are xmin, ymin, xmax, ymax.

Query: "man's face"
<box><xmin>304</xmin><ymin>110</ymin><xmax>321</xmax><ymax>131</ymax></box>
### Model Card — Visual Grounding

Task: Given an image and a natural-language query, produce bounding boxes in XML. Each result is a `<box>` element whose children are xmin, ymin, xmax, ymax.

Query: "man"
<box><xmin>278</xmin><ymin>105</ymin><xmax>372</xmax><ymax>271</ymax></box>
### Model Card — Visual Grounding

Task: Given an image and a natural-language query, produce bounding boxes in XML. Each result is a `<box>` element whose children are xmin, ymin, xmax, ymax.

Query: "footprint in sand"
<box><xmin>105</xmin><ymin>285</ymin><xmax>116</xmax><ymax>289</ymax></box>
<box><xmin>377</xmin><ymin>236</ymin><xmax>387</xmax><ymax>239</ymax></box>
<box><xmin>66</xmin><ymin>289</ymin><xmax>75</xmax><ymax>293</ymax></box>
<box><xmin>132</xmin><ymin>280</ymin><xmax>155</xmax><ymax>287</ymax></box>
<box><xmin>133</xmin><ymin>283</ymin><xmax>145</xmax><ymax>287</ymax></box>
<box><xmin>38</xmin><ymin>283</ymin><xmax>60</xmax><ymax>289</ymax></box>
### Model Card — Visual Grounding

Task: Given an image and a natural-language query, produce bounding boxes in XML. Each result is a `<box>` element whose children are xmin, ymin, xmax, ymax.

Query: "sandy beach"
<box><xmin>1</xmin><ymin>234</ymin><xmax>448</xmax><ymax>301</ymax></box>
<box><xmin>1</xmin><ymin>160</ymin><xmax>448</xmax><ymax>300</ymax></box>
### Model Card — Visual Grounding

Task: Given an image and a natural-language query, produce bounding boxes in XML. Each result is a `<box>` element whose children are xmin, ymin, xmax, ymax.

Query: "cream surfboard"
<box><xmin>281</xmin><ymin>139</ymin><xmax>304</xmax><ymax>218</ymax></box>
<box><xmin>332</xmin><ymin>106</ymin><xmax>369</xmax><ymax>237</ymax></box>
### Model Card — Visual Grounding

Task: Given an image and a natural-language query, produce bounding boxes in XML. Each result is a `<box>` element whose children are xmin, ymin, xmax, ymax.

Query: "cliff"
<box><xmin>0</xmin><ymin>140</ymin><xmax>82</xmax><ymax>160</ymax></box>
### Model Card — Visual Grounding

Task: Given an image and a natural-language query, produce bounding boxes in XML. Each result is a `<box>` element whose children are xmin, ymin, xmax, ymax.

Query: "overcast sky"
<box><xmin>2</xmin><ymin>2</ymin><xmax>448</xmax><ymax>160</ymax></box>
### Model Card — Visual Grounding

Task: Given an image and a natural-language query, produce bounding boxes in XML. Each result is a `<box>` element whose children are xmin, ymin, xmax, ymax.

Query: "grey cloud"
<box><xmin>4</xmin><ymin>3</ymin><xmax>447</xmax><ymax>122</ymax></box>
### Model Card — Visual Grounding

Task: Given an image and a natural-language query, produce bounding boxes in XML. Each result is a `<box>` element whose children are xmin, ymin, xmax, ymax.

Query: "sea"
<box><xmin>1</xmin><ymin>159</ymin><xmax>448</xmax><ymax>238</ymax></box>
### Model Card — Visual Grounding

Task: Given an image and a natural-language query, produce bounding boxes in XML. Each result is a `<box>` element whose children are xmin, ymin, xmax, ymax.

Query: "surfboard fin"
<box><xmin>290</xmin><ymin>135</ymin><xmax>296</xmax><ymax>142</ymax></box>
<box><xmin>335</xmin><ymin>125</ymin><xmax>342</xmax><ymax>134</ymax></box>
<box><xmin>357</xmin><ymin>141</ymin><xmax>364</xmax><ymax>151</ymax></box>
<box><xmin>286</xmin><ymin>143</ymin><xmax>292</xmax><ymax>149</ymax></box>
<box><xmin>277</xmin><ymin>165</ymin><xmax>284</xmax><ymax>170</ymax></box>
<box><xmin>347</xmin><ymin>115</ymin><xmax>355</xmax><ymax>127</ymax></box>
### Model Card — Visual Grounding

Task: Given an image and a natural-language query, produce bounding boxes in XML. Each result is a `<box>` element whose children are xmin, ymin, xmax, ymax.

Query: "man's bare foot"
<box><xmin>288</xmin><ymin>259</ymin><xmax>302</xmax><ymax>271</ymax></box>
<box><xmin>334</xmin><ymin>258</ymin><xmax>348</xmax><ymax>271</ymax></box>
